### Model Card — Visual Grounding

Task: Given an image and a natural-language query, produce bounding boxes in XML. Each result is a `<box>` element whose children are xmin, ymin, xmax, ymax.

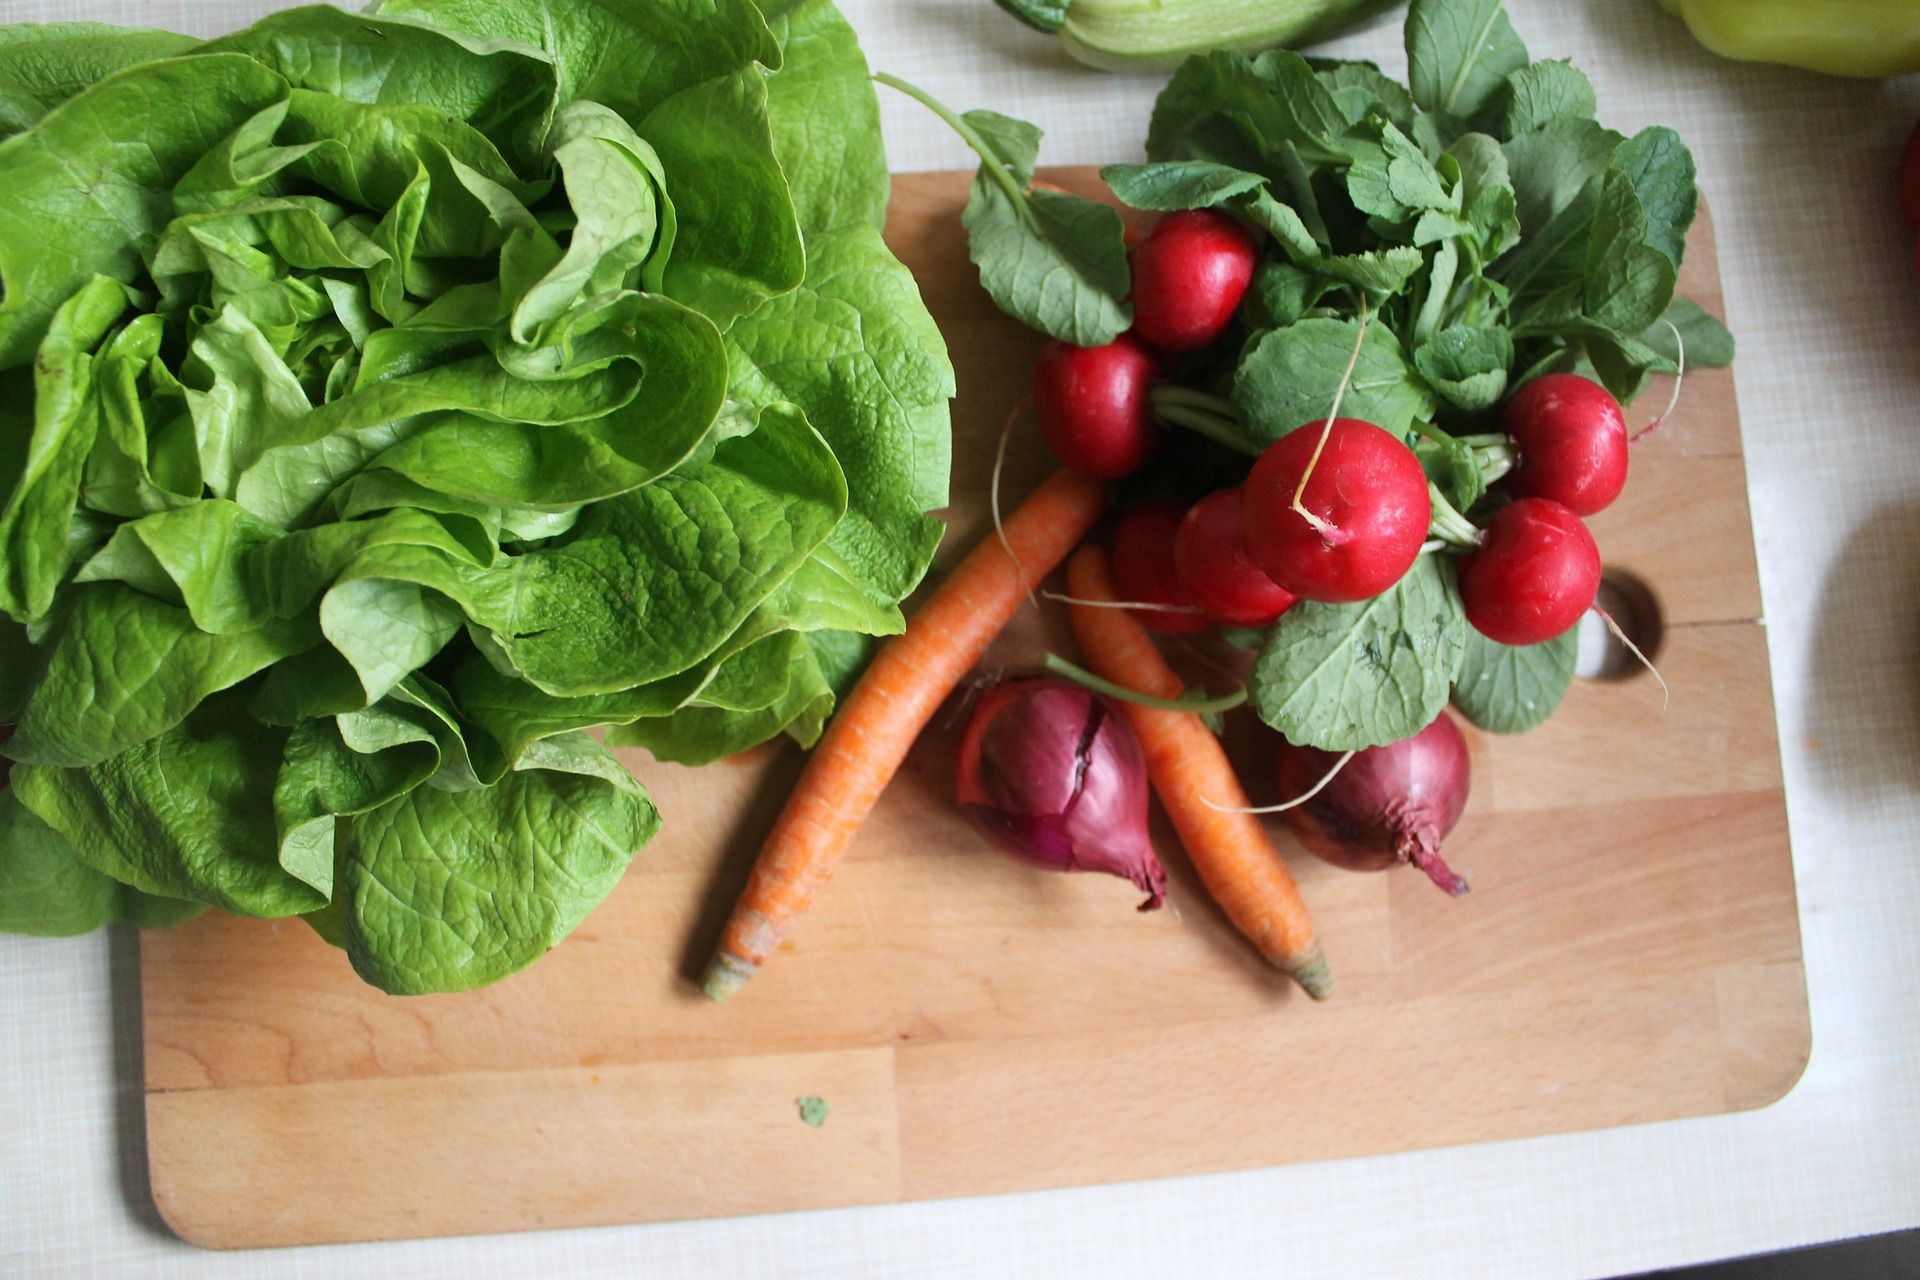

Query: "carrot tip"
<box><xmin>702</xmin><ymin>954</ymin><xmax>754</xmax><ymax>1003</ymax></box>
<box><xmin>1287</xmin><ymin>943</ymin><xmax>1334</xmax><ymax>1001</ymax></box>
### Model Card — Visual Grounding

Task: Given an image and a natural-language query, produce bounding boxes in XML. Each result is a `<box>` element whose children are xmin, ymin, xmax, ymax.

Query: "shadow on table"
<box><xmin>1629</xmin><ymin>1226</ymin><xmax>1920</xmax><ymax>1278</ymax></box>
<box><xmin>1798</xmin><ymin>499</ymin><xmax>1920</xmax><ymax>804</ymax></box>
<box><xmin>108</xmin><ymin>922</ymin><xmax>178</xmax><ymax>1242</ymax></box>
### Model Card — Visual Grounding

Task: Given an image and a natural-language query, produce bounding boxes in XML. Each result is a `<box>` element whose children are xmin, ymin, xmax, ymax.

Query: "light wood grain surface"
<box><xmin>138</xmin><ymin>168</ymin><xmax>1806</xmax><ymax>1250</ymax></box>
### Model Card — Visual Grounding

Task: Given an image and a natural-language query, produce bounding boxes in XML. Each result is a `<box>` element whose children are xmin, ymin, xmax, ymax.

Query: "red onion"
<box><xmin>954</xmin><ymin>677</ymin><xmax>1168</xmax><ymax>909</ymax></box>
<box><xmin>1275</xmin><ymin>712</ymin><xmax>1472</xmax><ymax>896</ymax></box>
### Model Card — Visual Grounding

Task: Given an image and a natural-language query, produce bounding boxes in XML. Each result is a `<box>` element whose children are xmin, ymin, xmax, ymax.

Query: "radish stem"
<box><xmin>1042</xmin><ymin>652</ymin><xmax>1247</xmax><ymax>714</ymax></box>
<box><xmin>1426</xmin><ymin>483</ymin><xmax>1483</xmax><ymax>547</ymax></box>
<box><xmin>873</xmin><ymin>73</ymin><xmax>1036</xmax><ymax>230</ymax></box>
<box><xmin>1151</xmin><ymin>388</ymin><xmax>1262</xmax><ymax>456</ymax></box>
<box><xmin>1475</xmin><ymin>443</ymin><xmax>1515</xmax><ymax>486</ymax></box>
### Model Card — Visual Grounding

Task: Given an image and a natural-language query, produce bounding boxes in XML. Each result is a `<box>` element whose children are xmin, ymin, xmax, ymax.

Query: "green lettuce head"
<box><xmin>0</xmin><ymin>0</ymin><xmax>953</xmax><ymax>993</ymax></box>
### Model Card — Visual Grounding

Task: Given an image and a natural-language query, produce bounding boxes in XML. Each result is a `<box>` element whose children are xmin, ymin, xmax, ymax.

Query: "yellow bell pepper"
<box><xmin>1659</xmin><ymin>0</ymin><xmax>1920</xmax><ymax>78</ymax></box>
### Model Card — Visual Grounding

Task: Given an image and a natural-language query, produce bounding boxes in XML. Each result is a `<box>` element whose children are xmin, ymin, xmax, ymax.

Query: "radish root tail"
<box><xmin>1596</xmin><ymin>605</ymin><xmax>1669</xmax><ymax>708</ymax></box>
<box><xmin>1629</xmin><ymin>319</ymin><xmax>1686</xmax><ymax>444</ymax></box>
<box><xmin>1203</xmin><ymin>749</ymin><xmax>1357</xmax><ymax>814</ymax></box>
<box><xmin>1041</xmin><ymin>589</ymin><xmax>1203</xmax><ymax>614</ymax></box>
<box><xmin>1289</xmin><ymin>297</ymin><xmax>1371</xmax><ymax>544</ymax></box>
<box><xmin>991</xmin><ymin>397</ymin><xmax>1035</xmax><ymax>605</ymax></box>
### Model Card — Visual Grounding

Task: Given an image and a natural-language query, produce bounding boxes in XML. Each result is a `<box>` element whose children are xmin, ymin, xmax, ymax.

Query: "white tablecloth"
<box><xmin>5</xmin><ymin>2</ymin><xmax>1920</xmax><ymax>1276</ymax></box>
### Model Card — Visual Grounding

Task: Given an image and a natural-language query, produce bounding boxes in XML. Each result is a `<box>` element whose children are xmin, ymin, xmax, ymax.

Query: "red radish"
<box><xmin>1901</xmin><ymin>120</ymin><xmax>1920</xmax><ymax>233</ymax></box>
<box><xmin>1502</xmin><ymin>373</ymin><xmax>1628</xmax><ymax>516</ymax></box>
<box><xmin>1128</xmin><ymin>209</ymin><xmax>1259</xmax><ymax>351</ymax></box>
<box><xmin>1173</xmin><ymin>488</ymin><xmax>1298</xmax><ymax>626</ymax></box>
<box><xmin>1111</xmin><ymin>500</ymin><xmax>1212</xmax><ymax>634</ymax></box>
<box><xmin>954</xmin><ymin>677</ymin><xmax>1168</xmax><ymax>909</ymax></box>
<box><xmin>1459</xmin><ymin>497</ymin><xmax>1600</xmax><ymax>646</ymax></box>
<box><xmin>1241</xmin><ymin>418</ymin><xmax>1431</xmax><ymax>603</ymax></box>
<box><xmin>1031</xmin><ymin>334</ymin><xmax>1159</xmax><ymax>479</ymax></box>
<box><xmin>1275</xmin><ymin>711</ymin><xmax>1472</xmax><ymax>896</ymax></box>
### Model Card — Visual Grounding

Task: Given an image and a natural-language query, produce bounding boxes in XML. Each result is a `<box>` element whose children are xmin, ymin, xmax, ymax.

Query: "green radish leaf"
<box><xmin>1577</xmin><ymin>332</ymin><xmax>1656</xmax><ymax>405</ymax></box>
<box><xmin>1448</xmin><ymin>132</ymin><xmax>1520</xmax><ymax>259</ymax></box>
<box><xmin>1610</xmin><ymin>126</ymin><xmax>1696</xmax><ymax>269</ymax></box>
<box><xmin>1146</xmin><ymin>48</ymin><xmax>1349</xmax><ymax>171</ymax></box>
<box><xmin>1500</xmin><ymin>59</ymin><xmax>1596</xmax><ymax>137</ymax></box>
<box><xmin>1501</xmin><ymin>117</ymin><xmax>1624</xmax><ymax>244</ymax></box>
<box><xmin>1102</xmin><ymin>160</ymin><xmax>1320</xmax><ymax>263</ymax></box>
<box><xmin>1243</xmin><ymin>261</ymin><xmax>1332</xmax><ymax>330</ymax></box>
<box><xmin>1250</xmin><ymin>555</ymin><xmax>1468</xmax><ymax>751</ymax></box>
<box><xmin>1234</xmin><ymin>317</ymin><xmax>1436</xmax><ymax>440</ymax></box>
<box><xmin>1103</xmin><ymin>159</ymin><xmax>1268</xmax><ymax>211</ymax></box>
<box><xmin>1314</xmin><ymin>60</ymin><xmax>1418</xmax><ymax>129</ymax></box>
<box><xmin>1416</xmin><ymin>323</ymin><xmax>1513</xmax><ymax>411</ymax></box>
<box><xmin>963</xmin><ymin>167</ymin><xmax>1133</xmax><ymax>348</ymax></box>
<box><xmin>1583</xmin><ymin>170</ymin><xmax>1677</xmax><ymax>337</ymax></box>
<box><xmin>1246</xmin><ymin>195</ymin><xmax>1325</xmax><ymax>262</ymax></box>
<box><xmin>965</xmin><ymin>108</ymin><xmax>1044</xmax><ymax>185</ymax></box>
<box><xmin>1321</xmin><ymin>247</ymin><xmax>1426</xmax><ymax>295</ymax></box>
<box><xmin>1346</xmin><ymin>120</ymin><xmax>1455</xmax><ymax>223</ymax></box>
<box><xmin>1638</xmin><ymin>297</ymin><xmax>1734</xmax><ymax>370</ymax></box>
<box><xmin>1406</xmin><ymin>0</ymin><xmax>1529</xmax><ymax>121</ymax></box>
<box><xmin>1452</xmin><ymin>625</ymin><xmax>1577</xmax><ymax>733</ymax></box>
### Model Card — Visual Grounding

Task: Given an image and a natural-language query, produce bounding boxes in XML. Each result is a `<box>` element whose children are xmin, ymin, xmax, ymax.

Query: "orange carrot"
<box><xmin>1064</xmin><ymin>545</ymin><xmax>1332</xmax><ymax>999</ymax></box>
<box><xmin>704</xmin><ymin>470</ymin><xmax>1109</xmax><ymax>1000</ymax></box>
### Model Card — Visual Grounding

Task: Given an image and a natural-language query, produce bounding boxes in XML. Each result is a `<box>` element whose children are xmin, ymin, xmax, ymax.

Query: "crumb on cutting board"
<box><xmin>796</xmin><ymin>1096</ymin><xmax>829</xmax><ymax>1127</ymax></box>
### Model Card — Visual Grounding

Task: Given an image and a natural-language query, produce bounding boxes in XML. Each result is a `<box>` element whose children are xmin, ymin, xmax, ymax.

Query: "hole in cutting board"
<box><xmin>1575</xmin><ymin>571</ymin><xmax>1664</xmax><ymax>680</ymax></box>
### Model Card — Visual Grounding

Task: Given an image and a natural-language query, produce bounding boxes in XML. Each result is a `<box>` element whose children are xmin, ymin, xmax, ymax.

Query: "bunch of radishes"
<box><xmin>1011</xmin><ymin>208</ymin><xmax>1643</xmax><ymax>894</ymax></box>
<box><xmin>1034</xmin><ymin>207</ymin><xmax>1628</xmax><ymax>653</ymax></box>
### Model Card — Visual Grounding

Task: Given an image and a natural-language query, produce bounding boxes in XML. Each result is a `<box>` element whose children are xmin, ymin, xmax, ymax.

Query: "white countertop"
<box><xmin>6</xmin><ymin>2</ymin><xmax>1920</xmax><ymax>1276</ymax></box>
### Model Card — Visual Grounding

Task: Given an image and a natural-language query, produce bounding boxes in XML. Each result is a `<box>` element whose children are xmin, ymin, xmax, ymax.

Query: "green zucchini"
<box><xmin>995</xmin><ymin>0</ymin><xmax>1402</xmax><ymax>71</ymax></box>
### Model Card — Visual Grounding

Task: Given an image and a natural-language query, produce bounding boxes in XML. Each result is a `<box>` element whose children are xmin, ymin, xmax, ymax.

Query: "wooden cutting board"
<box><xmin>138</xmin><ymin>169</ymin><xmax>1806</xmax><ymax>1249</ymax></box>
